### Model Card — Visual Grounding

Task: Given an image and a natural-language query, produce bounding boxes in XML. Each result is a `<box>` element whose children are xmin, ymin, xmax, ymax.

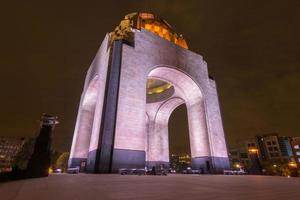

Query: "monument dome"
<box><xmin>110</xmin><ymin>12</ymin><xmax>188</xmax><ymax>49</ymax></box>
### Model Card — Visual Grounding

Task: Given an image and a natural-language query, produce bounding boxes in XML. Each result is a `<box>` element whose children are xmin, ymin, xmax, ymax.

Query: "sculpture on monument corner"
<box><xmin>69</xmin><ymin>12</ymin><xmax>230</xmax><ymax>174</ymax></box>
<box><xmin>26</xmin><ymin>114</ymin><xmax>59</xmax><ymax>178</ymax></box>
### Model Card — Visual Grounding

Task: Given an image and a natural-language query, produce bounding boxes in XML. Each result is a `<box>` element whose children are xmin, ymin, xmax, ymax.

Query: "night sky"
<box><xmin>1</xmin><ymin>0</ymin><xmax>300</xmax><ymax>153</ymax></box>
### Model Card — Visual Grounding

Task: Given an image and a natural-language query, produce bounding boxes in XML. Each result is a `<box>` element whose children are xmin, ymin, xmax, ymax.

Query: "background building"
<box><xmin>257</xmin><ymin>133</ymin><xmax>293</xmax><ymax>164</ymax></box>
<box><xmin>0</xmin><ymin>137</ymin><xmax>25</xmax><ymax>172</ymax></box>
<box><xmin>228</xmin><ymin>149</ymin><xmax>250</xmax><ymax>169</ymax></box>
<box><xmin>229</xmin><ymin>133</ymin><xmax>298</xmax><ymax>176</ymax></box>
<box><xmin>170</xmin><ymin>153</ymin><xmax>191</xmax><ymax>172</ymax></box>
<box><xmin>290</xmin><ymin>137</ymin><xmax>300</xmax><ymax>170</ymax></box>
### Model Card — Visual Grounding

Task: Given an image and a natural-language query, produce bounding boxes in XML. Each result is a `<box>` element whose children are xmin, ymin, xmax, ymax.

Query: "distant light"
<box><xmin>235</xmin><ymin>164</ymin><xmax>241</xmax><ymax>168</ymax></box>
<box><xmin>248</xmin><ymin>148</ymin><xmax>259</xmax><ymax>154</ymax></box>
<box><xmin>288</xmin><ymin>162</ymin><xmax>297</xmax><ymax>168</ymax></box>
<box><xmin>273</xmin><ymin>164</ymin><xmax>277</xmax><ymax>168</ymax></box>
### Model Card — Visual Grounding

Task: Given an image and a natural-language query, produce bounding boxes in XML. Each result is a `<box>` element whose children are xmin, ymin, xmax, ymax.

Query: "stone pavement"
<box><xmin>1</xmin><ymin>174</ymin><xmax>300</xmax><ymax>200</ymax></box>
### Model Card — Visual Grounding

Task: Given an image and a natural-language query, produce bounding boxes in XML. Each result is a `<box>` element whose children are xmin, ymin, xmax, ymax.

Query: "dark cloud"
<box><xmin>0</xmin><ymin>0</ymin><xmax>299</xmax><ymax>152</ymax></box>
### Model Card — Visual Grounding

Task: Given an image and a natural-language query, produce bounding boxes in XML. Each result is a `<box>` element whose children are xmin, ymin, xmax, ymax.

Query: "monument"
<box><xmin>69</xmin><ymin>12</ymin><xmax>230</xmax><ymax>173</ymax></box>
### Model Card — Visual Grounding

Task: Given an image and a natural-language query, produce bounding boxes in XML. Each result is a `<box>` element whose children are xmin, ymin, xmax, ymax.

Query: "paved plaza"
<box><xmin>1</xmin><ymin>174</ymin><xmax>300</xmax><ymax>200</ymax></box>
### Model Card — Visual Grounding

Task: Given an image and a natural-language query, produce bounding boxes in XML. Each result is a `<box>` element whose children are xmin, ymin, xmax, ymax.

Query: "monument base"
<box><xmin>192</xmin><ymin>156</ymin><xmax>230</xmax><ymax>173</ymax></box>
<box><xmin>111</xmin><ymin>149</ymin><xmax>146</xmax><ymax>173</ymax></box>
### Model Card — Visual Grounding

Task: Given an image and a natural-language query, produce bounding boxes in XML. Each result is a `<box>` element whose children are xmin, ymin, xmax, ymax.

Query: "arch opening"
<box><xmin>169</xmin><ymin>104</ymin><xmax>191</xmax><ymax>172</ymax></box>
<box><xmin>145</xmin><ymin>66</ymin><xmax>211</xmax><ymax>171</ymax></box>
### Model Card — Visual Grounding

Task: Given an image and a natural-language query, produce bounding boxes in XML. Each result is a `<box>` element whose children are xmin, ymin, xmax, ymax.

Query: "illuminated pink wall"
<box><xmin>69</xmin><ymin>35</ymin><xmax>110</xmax><ymax>167</ymax></box>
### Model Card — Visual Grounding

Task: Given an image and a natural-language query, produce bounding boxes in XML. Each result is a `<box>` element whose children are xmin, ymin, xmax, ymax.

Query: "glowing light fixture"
<box><xmin>235</xmin><ymin>164</ymin><xmax>241</xmax><ymax>168</ymax></box>
<box><xmin>288</xmin><ymin>161</ymin><xmax>297</xmax><ymax>168</ymax></box>
<box><xmin>248</xmin><ymin>148</ymin><xmax>259</xmax><ymax>154</ymax></box>
<box><xmin>147</xmin><ymin>79</ymin><xmax>172</xmax><ymax>95</ymax></box>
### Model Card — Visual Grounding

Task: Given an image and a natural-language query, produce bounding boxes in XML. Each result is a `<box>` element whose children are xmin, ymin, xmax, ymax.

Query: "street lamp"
<box><xmin>235</xmin><ymin>163</ymin><xmax>241</xmax><ymax>169</ymax></box>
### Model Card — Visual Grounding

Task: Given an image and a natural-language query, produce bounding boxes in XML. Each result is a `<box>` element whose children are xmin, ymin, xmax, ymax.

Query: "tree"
<box><xmin>55</xmin><ymin>152</ymin><xmax>70</xmax><ymax>172</ymax></box>
<box><xmin>261</xmin><ymin>161</ymin><xmax>295</xmax><ymax>177</ymax></box>
<box><xmin>50</xmin><ymin>150</ymin><xmax>60</xmax><ymax>169</ymax></box>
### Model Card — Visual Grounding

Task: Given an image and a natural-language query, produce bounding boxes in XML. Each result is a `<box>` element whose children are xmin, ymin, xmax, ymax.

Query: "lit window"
<box><xmin>296</xmin><ymin>151</ymin><xmax>300</xmax><ymax>156</ymax></box>
<box><xmin>140</xmin><ymin>13</ymin><xmax>154</xmax><ymax>19</ymax></box>
<box><xmin>154</xmin><ymin>25</ymin><xmax>160</xmax><ymax>33</ymax></box>
<box><xmin>162</xmin><ymin>28</ymin><xmax>168</xmax><ymax>35</ymax></box>
<box><xmin>294</xmin><ymin>145</ymin><xmax>300</xmax><ymax>149</ymax></box>
<box><xmin>144</xmin><ymin>24</ymin><xmax>152</xmax><ymax>30</ymax></box>
<box><xmin>164</xmin><ymin>34</ymin><xmax>171</xmax><ymax>41</ymax></box>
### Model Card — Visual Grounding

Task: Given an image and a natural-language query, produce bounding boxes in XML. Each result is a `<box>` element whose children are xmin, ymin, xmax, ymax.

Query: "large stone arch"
<box><xmin>145</xmin><ymin>67</ymin><xmax>211</xmax><ymax>170</ymax></box>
